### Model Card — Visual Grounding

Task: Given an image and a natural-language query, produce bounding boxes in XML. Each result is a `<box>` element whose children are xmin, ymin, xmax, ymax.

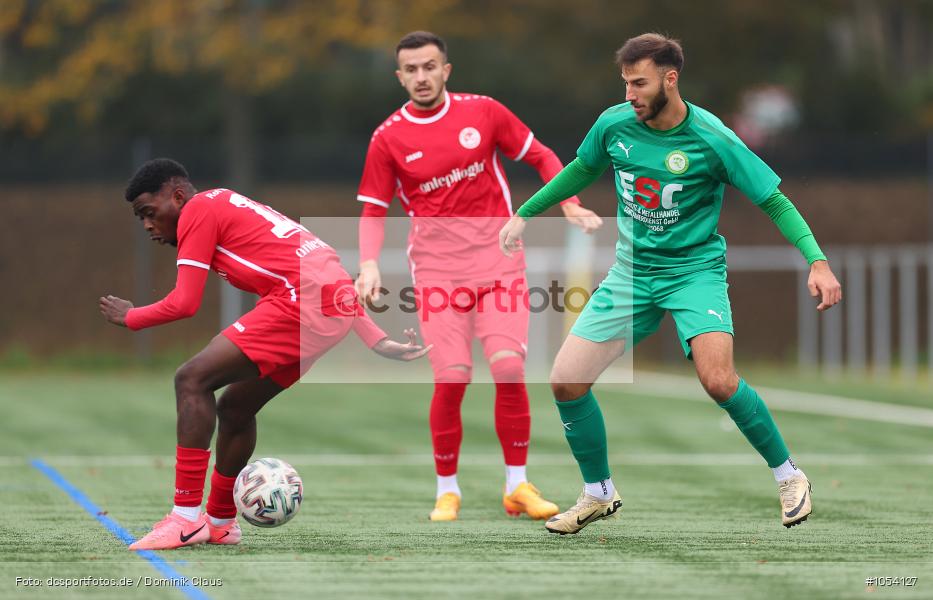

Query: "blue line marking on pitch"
<box><xmin>31</xmin><ymin>459</ymin><xmax>210</xmax><ymax>600</ymax></box>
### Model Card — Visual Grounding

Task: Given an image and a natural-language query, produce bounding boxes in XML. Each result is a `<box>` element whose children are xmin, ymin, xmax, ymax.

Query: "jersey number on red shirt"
<box><xmin>229</xmin><ymin>193</ymin><xmax>309</xmax><ymax>239</ymax></box>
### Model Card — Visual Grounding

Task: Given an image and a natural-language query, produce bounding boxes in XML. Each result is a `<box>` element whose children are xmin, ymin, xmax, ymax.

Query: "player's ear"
<box><xmin>395</xmin><ymin>69</ymin><xmax>404</xmax><ymax>87</ymax></box>
<box><xmin>665</xmin><ymin>69</ymin><xmax>679</xmax><ymax>89</ymax></box>
<box><xmin>171</xmin><ymin>185</ymin><xmax>187</xmax><ymax>208</ymax></box>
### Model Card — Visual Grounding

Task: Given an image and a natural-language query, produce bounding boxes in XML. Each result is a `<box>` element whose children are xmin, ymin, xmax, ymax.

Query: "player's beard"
<box><xmin>411</xmin><ymin>85</ymin><xmax>444</xmax><ymax>110</ymax></box>
<box><xmin>640</xmin><ymin>86</ymin><xmax>669</xmax><ymax>122</ymax></box>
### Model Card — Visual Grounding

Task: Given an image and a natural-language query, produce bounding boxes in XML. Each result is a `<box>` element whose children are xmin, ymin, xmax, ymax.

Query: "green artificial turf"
<box><xmin>1</xmin><ymin>373</ymin><xmax>930</xmax><ymax>599</ymax></box>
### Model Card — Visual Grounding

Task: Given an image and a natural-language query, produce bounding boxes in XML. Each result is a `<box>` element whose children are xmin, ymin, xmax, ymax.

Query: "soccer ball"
<box><xmin>233</xmin><ymin>458</ymin><xmax>303</xmax><ymax>528</ymax></box>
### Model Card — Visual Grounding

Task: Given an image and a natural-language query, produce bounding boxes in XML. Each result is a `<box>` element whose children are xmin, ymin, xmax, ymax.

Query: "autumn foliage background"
<box><xmin>0</xmin><ymin>0</ymin><xmax>931</xmax><ymax>363</ymax></box>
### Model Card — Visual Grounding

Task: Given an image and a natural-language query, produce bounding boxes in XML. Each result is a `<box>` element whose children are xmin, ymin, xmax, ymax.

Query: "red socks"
<box><xmin>205</xmin><ymin>468</ymin><xmax>238</xmax><ymax>519</ymax></box>
<box><xmin>430</xmin><ymin>370</ymin><xmax>470</xmax><ymax>476</ymax></box>
<box><xmin>173</xmin><ymin>447</ymin><xmax>240</xmax><ymax>519</ymax></box>
<box><xmin>490</xmin><ymin>357</ymin><xmax>530</xmax><ymax>467</ymax></box>
<box><xmin>173</xmin><ymin>445</ymin><xmax>210</xmax><ymax>507</ymax></box>
<box><xmin>429</xmin><ymin>358</ymin><xmax>530</xmax><ymax>477</ymax></box>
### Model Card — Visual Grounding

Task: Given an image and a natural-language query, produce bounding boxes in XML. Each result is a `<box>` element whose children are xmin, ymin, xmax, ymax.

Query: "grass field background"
<box><xmin>2</xmin><ymin>368</ymin><xmax>931</xmax><ymax>599</ymax></box>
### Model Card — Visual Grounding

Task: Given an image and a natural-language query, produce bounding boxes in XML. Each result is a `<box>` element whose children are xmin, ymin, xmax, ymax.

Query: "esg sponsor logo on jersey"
<box><xmin>618</xmin><ymin>170</ymin><xmax>683</xmax><ymax>211</ymax></box>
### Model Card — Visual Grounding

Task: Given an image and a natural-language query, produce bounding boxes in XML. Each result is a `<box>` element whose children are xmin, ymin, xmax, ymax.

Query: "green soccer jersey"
<box><xmin>577</xmin><ymin>101</ymin><xmax>780</xmax><ymax>273</ymax></box>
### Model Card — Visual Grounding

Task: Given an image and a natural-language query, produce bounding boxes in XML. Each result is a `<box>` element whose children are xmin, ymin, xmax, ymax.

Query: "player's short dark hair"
<box><xmin>124</xmin><ymin>158</ymin><xmax>189</xmax><ymax>202</ymax></box>
<box><xmin>396</xmin><ymin>30</ymin><xmax>447</xmax><ymax>61</ymax></box>
<box><xmin>615</xmin><ymin>33</ymin><xmax>684</xmax><ymax>73</ymax></box>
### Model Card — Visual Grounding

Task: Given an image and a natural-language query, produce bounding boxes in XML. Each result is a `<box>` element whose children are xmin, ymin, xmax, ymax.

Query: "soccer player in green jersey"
<box><xmin>499</xmin><ymin>33</ymin><xmax>842</xmax><ymax>534</ymax></box>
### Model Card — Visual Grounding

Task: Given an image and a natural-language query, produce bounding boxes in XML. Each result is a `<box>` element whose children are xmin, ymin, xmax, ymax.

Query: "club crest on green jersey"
<box><xmin>665</xmin><ymin>150</ymin><xmax>689</xmax><ymax>174</ymax></box>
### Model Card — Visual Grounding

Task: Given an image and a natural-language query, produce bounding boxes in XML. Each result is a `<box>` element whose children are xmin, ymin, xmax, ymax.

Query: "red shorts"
<box><xmin>221</xmin><ymin>295</ymin><xmax>354</xmax><ymax>388</ymax></box>
<box><xmin>414</xmin><ymin>271</ymin><xmax>529</xmax><ymax>375</ymax></box>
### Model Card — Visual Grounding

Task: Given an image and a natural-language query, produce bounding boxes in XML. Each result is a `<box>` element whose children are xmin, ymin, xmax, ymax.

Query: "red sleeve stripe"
<box><xmin>177</xmin><ymin>259</ymin><xmax>210</xmax><ymax>270</ymax></box>
<box><xmin>357</xmin><ymin>194</ymin><xmax>390</xmax><ymax>208</ymax></box>
<box><xmin>406</xmin><ymin>242</ymin><xmax>417</xmax><ymax>286</ymax></box>
<box><xmin>514</xmin><ymin>132</ymin><xmax>535</xmax><ymax>161</ymax></box>
<box><xmin>396</xmin><ymin>179</ymin><xmax>412</xmax><ymax>210</ymax></box>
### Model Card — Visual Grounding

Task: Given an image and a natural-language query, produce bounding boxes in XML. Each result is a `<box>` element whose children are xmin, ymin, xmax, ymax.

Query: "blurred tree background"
<box><xmin>1</xmin><ymin>0</ymin><xmax>931</xmax><ymax>183</ymax></box>
<box><xmin>1</xmin><ymin>0</ymin><xmax>931</xmax><ymax>365</ymax></box>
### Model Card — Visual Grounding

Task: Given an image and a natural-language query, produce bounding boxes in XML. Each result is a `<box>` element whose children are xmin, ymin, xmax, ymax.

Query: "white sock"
<box><xmin>208</xmin><ymin>515</ymin><xmax>234</xmax><ymax>527</ymax></box>
<box><xmin>505</xmin><ymin>465</ymin><xmax>527</xmax><ymax>494</ymax></box>
<box><xmin>772</xmin><ymin>458</ymin><xmax>804</xmax><ymax>482</ymax></box>
<box><xmin>172</xmin><ymin>505</ymin><xmax>200</xmax><ymax>522</ymax></box>
<box><xmin>584</xmin><ymin>478</ymin><xmax>615</xmax><ymax>501</ymax></box>
<box><xmin>436</xmin><ymin>474</ymin><xmax>461</xmax><ymax>499</ymax></box>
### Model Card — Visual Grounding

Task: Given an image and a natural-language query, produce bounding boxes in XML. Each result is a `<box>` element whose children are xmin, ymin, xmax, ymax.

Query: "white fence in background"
<box><xmin>724</xmin><ymin>244</ymin><xmax>932</xmax><ymax>379</ymax></box>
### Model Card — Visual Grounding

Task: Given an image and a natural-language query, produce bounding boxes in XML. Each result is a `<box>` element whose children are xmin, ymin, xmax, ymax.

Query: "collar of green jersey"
<box><xmin>638</xmin><ymin>101</ymin><xmax>693</xmax><ymax>137</ymax></box>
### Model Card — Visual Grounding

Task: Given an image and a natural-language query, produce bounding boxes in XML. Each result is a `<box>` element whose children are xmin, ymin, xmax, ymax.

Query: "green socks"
<box><xmin>556</xmin><ymin>381</ymin><xmax>788</xmax><ymax>482</ymax></box>
<box><xmin>555</xmin><ymin>390</ymin><xmax>610</xmax><ymax>483</ymax></box>
<box><xmin>719</xmin><ymin>379</ymin><xmax>790</xmax><ymax>468</ymax></box>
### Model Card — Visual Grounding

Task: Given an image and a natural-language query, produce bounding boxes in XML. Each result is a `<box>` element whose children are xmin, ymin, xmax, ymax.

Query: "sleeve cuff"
<box><xmin>124</xmin><ymin>308</ymin><xmax>141</xmax><ymax>331</ymax></box>
<box><xmin>357</xmin><ymin>195</ymin><xmax>390</xmax><ymax>208</ymax></box>
<box><xmin>177</xmin><ymin>259</ymin><xmax>210</xmax><ymax>270</ymax></box>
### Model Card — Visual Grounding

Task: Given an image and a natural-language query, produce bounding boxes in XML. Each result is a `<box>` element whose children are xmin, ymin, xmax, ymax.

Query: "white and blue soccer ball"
<box><xmin>234</xmin><ymin>458</ymin><xmax>303</xmax><ymax>528</ymax></box>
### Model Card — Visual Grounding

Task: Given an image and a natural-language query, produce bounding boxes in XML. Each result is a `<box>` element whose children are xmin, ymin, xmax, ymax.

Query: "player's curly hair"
<box><xmin>616</xmin><ymin>33</ymin><xmax>684</xmax><ymax>73</ymax></box>
<box><xmin>124</xmin><ymin>158</ymin><xmax>189</xmax><ymax>202</ymax></box>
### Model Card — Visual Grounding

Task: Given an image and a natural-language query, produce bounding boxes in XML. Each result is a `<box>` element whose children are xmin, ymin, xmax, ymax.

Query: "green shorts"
<box><xmin>570</xmin><ymin>261</ymin><xmax>733</xmax><ymax>359</ymax></box>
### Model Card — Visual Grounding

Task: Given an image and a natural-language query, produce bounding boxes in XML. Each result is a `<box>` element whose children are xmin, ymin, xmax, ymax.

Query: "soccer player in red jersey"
<box><xmin>355</xmin><ymin>31</ymin><xmax>604</xmax><ymax>521</ymax></box>
<box><xmin>100</xmin><ymin>159</ymin><xmax>428</xmax><ymax>550</ymax></box>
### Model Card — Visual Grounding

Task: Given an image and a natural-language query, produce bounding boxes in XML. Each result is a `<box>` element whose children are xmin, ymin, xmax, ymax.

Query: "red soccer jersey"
<box><xmin>124</xmin><ymin>188</ymin><xmax>387</xmax><ymax>348</ymax></box>
<box><xmin>357</xmin><ymin>91</ymin><xmax>573</xmax><ymax>282</ymax></box>
<box><xmin>171</xmin><ymin>188</ymin><xmax>333</xmax><ymax>300</ymax></box>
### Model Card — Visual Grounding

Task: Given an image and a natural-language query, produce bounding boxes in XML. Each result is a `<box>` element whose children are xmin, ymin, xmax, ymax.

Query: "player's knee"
<box><xmin>699</xmin><ymin>369</ymin><xmax>738</xmax><ymax>402</ymax></box>
<box><xmin>550</xmin><ymin>380</ymin><xmax>590</xmax><ymax>402</ymax></box>
<box><xmin>436</xmin><ymin>366</ymin><xmax>471</xmax><ymax>384</ymax></box>
<box><xmin>489</xmin><ymin>354</ymin><xmax>524</xmax><ymax>383</ymax></box>
<box><xmin>174</xmin><ymin>360</ymin><xmax>211</xmax><ymax>397</ymax></box>
<box><xmin>549</xmin><ymin>366</ymin><xmax>589</xmax><ymax>401</ymax></box>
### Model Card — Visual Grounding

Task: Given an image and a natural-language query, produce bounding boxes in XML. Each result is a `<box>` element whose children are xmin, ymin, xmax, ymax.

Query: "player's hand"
<box><xmin>499</xmin><ymin>215</ymin><xmax>526</xmax><ymax>257</ymax></box>
<box><xmin>372</xmin><ymin>328</ymin><xmax>432</xmax><ymax>361</ymax></box>
<box><xmin>356</xmin><ymin>260</ymin><xmax>382</xmax><ymax>303</ymax></box>
<box><xmin>561</xmin><ymin>202</ymin><xmax>604</xmax><ymax>234</ymax></box>
<box><xmin>99</xmin><ymin>295</ymin><xmax>133</xmax><ymax>327</ymax></box>
<box><xmin>808</xmin><ymin>260</ymin><xmax>842</xmax><ymax>312</ymax></box>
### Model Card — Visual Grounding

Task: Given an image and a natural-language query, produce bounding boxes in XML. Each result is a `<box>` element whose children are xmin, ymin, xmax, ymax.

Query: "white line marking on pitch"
<box><xmin>614</xmin><ymin>370</ymin><xmax>933</xmax><ymax>428</ymax></box>
<box><xmin>2</xmin><ymin>453</ymin><xmax>932</xmax><ymax>468</ymax></box>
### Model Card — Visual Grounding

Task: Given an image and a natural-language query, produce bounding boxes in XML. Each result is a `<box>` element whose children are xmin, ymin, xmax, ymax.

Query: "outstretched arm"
<box><xmin>371</xmin><ymin>328</ymin><xmax>432</xmax><ymax>361</ymax></box>
<box><xmin>350</xmin><ymin>310</ymin><xmax>431</xmax><ymax>361</ymax></box>
<box><xmin>519</xmin><ymin>138</ymin><xmax>581</xmax><ymax>207</ymax></box>
<box><xmin>759</xmin><ymin>189</ymin><xmax>841</xmax><ymax>311</ymax></box>
<box><xmin>100</xmin><ymin>265</ymin><xmax>209</xmax><ymax>329</ymax></box>
<box><xmin>500</xmin><ymin>158</ymin><xmax>607</xmax><ymax>256</ymax></box>
<box><xmin>520</xmin><ymin>140</ymin><xmax>603</xmax><ymax>233</ymax></box>
<box><xmin>516</xmin><ymin>158</ymin><xmax>607</xmax><ymax>220</ymax></box>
